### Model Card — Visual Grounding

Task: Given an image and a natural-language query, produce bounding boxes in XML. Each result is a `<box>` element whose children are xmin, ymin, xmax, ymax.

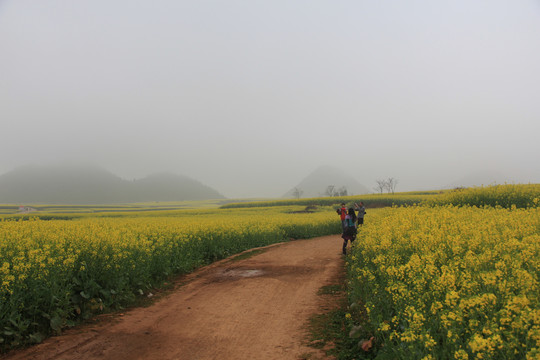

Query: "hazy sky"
<box><xmin>1</xmin><ymin>0</ymin><xmax>539</xmax><ymax>198</ymax></box>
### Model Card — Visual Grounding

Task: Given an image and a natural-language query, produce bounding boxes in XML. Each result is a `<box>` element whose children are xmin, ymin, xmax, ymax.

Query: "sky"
<box><xmin>1</xmin><ymin>0</ymin><xmax>539</xmax><ymax>198</ymax></box>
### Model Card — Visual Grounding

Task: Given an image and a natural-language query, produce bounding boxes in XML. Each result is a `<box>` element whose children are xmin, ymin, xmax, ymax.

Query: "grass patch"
<box><xmin>317</xmin><ymin>284</ymin><xmax>343</xmax><ymax>296</ymax></box>
<box><xmin>309</xmin><ymin>309</ymin><xmax>360</xmax><ymax>359</ymax></box>
<box><xmin>308</xmin><ymin>268</ymin><xmax>377</xmax><ymax>359</ymax></box>
<box><xmin>308</xmin><ymin>267</ymin><xmax>359</xmax><ymax>359</ymax></box>
<box><xmin>308</xmin><ymin>285</ymin><xmax>361</xmax><ymax>359</ymax></box>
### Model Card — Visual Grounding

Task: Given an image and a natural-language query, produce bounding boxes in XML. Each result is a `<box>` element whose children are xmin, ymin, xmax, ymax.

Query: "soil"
<box><xmin>2</xmin><ymin>235</ymin><xmax>345</xmax><ymax>360</ymax></box>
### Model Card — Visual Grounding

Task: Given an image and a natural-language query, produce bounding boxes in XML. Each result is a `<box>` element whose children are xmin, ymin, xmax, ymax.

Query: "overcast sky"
<box><xmin>1</xmin><ymin>0</ymin><xmax>539</xmax><ymax>198</ymax></box>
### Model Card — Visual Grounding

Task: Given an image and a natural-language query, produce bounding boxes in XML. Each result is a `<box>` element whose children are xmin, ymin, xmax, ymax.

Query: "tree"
<box><xmin>374</xmin><ymin>179</ymin><xmax>387</xmax><ymax>195</ymax></box>
<box><xmin>337</xmin><ymin>186</ymin><xmax>348</xmax><ymax>196</ymax></box>
<box><xmin>325</xmin><ymin>185</ymin><xmax>336</xmax><ymax>197</ymax></box>
<box><xmin>292</xmin><ymin>187</ymin><xmax>303</xmax><ymax>199</ymax></box>
<box><xmin>386</xmin><ymin>177</ymin><xmax>398</xmax><ymax>194</ymax></box>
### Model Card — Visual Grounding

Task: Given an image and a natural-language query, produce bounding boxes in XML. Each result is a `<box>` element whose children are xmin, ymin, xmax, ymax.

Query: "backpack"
<box><xmin>343</xmin><ymin>217</ymin><xmax>357</xmax><ymax>237</ymax></box>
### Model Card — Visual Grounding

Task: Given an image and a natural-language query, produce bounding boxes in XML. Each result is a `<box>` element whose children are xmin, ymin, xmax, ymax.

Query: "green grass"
<box><xmin>308</xmin><ymin>280</ymin><xmax>368</xmax><ymax>359</ymax></box>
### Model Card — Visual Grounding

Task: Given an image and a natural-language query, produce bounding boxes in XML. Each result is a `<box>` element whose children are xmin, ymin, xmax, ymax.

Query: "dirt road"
<box><xmin>3</xmin><ymin>235</ymin><xmax>344</xmax><ymax>360</ymax></box>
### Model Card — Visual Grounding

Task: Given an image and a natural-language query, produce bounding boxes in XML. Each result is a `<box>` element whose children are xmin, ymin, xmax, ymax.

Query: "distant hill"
<box><xmin>0</xmin><ymin>165</ymin><xmax>225</xmax><ymax>204</ymax></box>
<box><xmin>130</xmin><ymin>172</ymin><xmax>224</xmax><ymax>202</ymax></box>
<box><xmin>284</xmin><ymin>165</ymin><xmax>369</xmax><ymax>198</ymax></box>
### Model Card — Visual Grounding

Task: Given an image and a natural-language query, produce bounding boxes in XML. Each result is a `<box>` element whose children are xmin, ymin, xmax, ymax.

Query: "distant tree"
<box><xmin>337</xmin><ymin>186</ymin><xmax>348</xmax><ymax>196</ymax></box>
<box><xmin>386</xmin><ymin>177</ymin><xmax>398</xmax><ymax>194</ymax></box>
<box><xmin>374</xmin><ymin>179</ymin><xmax>387</xmax><ymax>195</ymax></box>
<box><xmin>325</xmin><ymin>185</ymin><xmax>336</xmax><ymax>197</ymax></box>
<box><xmin>292</xmin><ymin>187</ymin><xmax>304</xmax><ymax>199</ymax></box>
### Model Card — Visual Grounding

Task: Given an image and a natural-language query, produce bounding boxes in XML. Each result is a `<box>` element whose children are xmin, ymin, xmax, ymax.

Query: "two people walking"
<box><xmin>337</xmin><ymin>202</ymin><xmax>366</xmax><ymax>255</ymax></box>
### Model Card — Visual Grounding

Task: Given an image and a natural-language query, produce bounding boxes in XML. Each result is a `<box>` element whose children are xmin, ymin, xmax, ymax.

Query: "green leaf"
<box><xmin>71</xmin><ymin>294</ymin><xmax>82</xmax><ymax>304</ymax></box>
<box><xmin>29</xmin><ymin>332</ymin><xmax>45</xmax><ymax>344</ymax></box>
<box><xmin>80</xmin><ymin>291</ymin><xmax>90</xmax><ymax>299</ymax></box>
<box><xmin>349</xmin><ymin>325</ymin><xmax>363</xmax><ymax>339</ymax></box>
<box><xmin>50</xmin><ymin>315</ymin><xmax>63</xmax><ymax>333</ymax></box>
<box><xmin>66</xmin><ymin>320</ymin><xmax>76</xmax><ymax>327</ymax></box>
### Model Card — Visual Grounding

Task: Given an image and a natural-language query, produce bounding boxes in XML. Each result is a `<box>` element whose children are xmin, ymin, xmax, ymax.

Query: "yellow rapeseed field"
<box><xmin>426</xmin><ymin>183</ymin><xmax>540</xmax><ymax>208</ymax></box>
<box><xmin>0</xmin><ymin>206</ymin><xmax>338</xmax><ymax>349</ymax></box>
<box><xmin>348</xmin><ymin>205</ymin><xmax>540</xmax><ymax>359</ymax></box>
<box><xmin>2</xmin><ymin>184</ymin><xmax>539</xmax><ymax>357</ymax></box>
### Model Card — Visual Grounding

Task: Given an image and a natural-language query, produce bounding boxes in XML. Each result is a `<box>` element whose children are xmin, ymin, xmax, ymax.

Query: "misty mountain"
<box><xmin>0</xmin><ymin>165</ymin><xmax>224</xmax><ymax>204</ymax></box>
<box><xmin>284</xmin><ymin>165</ymin><xmax>369</xmax><ymax>198</ymax></box>
<box><xmin>130</xmin><ymin>172</ymin><xmax>224</xmax><ymax>202</ymax></box>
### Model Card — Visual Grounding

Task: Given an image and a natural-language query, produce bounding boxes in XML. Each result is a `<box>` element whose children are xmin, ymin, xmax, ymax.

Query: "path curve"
<box><xmin>3</xmin><ymin>235</ymin><xmax>344</xmax><ymax>360</ymax></box>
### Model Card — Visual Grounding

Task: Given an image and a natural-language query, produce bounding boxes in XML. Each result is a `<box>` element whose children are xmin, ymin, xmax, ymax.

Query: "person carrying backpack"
<box><xmin>341</xmin><ymin>207</ymin><xmax>357</xmax><ymax>255</ymax></box>
<box><xmin>336</xmin><ymin>203</ymin><xmax>347</xmax><ymax>230</ymax></box>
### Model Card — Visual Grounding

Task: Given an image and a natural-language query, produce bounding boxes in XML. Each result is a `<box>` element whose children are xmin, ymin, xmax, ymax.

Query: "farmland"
<box><xmin>0</xmin><ymin>205</ymin><xmax>339</xmax><ymax>350</ymax></box>
<box><xmin>347</xmin><ymin>205</ymin><xmax>539</xmax><ymax>359</ymax></box>
<box><xmin>1</xmin><ymin>184</ymin><xmax>539</xmax><ymax>359</ymax></box>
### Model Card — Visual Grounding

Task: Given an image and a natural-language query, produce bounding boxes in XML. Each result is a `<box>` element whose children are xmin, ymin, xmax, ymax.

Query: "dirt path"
<box><xmin>3</xmin><ymin>235</ymin><xmax>344</xmax><ymax>360</ymax></box>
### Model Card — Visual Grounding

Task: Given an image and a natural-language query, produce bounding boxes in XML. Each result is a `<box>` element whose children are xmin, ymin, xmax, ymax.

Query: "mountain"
<box><xmin>284</xmin><ymin>165</ymin><xmax>369</xmax><ymax>198</ymax></box>
<box><xmin>0</xmin><ymin>165</ymin><xmax>225</xmax><ymax>204</ymax></box>
<box><xmin>131</xmin><ymin>172</ymin><xmax>224</xmax><ymax>202</ymax></box>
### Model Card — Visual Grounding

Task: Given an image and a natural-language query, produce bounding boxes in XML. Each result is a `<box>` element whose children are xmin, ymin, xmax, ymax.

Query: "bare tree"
<box><xmin>325</xmin><ymin>185</ymin><xmax>336</xmax><ymax>197</ymax></box>
<box><xmin>337</xmin><ymin>186</ymin><xmax>348</xmax><ymax>196</ymax></box>
<box><xmin>374</xmin><ymin>179</ymin><xmax>387</xmax><ymax>195</ymax></box>
<box><xmin>386</xmin><ymin>177</ymin><xmax>398</xmax><ymax>194</ymax></box>
<box><xmin>292</xmin><ymin>187</ymin><xmax>303</xmax><ymax>199</ymax></box>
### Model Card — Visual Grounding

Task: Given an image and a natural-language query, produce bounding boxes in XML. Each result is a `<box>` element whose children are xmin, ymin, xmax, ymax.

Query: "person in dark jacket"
<box><xmin>341</xmin><ymin>208</ymin><xmax>357</xmax><ymax>255</ymax></box>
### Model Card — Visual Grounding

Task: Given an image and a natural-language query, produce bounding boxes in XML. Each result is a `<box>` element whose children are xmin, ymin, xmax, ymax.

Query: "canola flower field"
<box><xmin>347</xmin><ymin>205</ymin><xmax>539</xmax><ymax>359</ymax></box>
<box><xmin>1</xmin><ymin>183</ymin><xmax>539</xmax><ymax>357</ymax></box>
<box><xmin>426</xmin><ymin>183</ymin><xmax>540</xmax><ymax>209</ymax></box>
<box><xmin>0</xmin><ymin>206</ymin><xmax>339</xmax><ymax>350</ymax></box>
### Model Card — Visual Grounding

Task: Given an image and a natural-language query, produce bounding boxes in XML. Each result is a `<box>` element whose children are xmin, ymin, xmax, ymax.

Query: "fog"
<box><xmin>1</xmin><ymin>0</ymin><xmax>539</xmax><ymax>198</ymax></box>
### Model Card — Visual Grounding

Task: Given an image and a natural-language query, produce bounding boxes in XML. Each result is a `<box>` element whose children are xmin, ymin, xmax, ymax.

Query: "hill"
<box><xmin>130</xmin><ymin>172</ymin><xmax>224</xmax><ymax>202</ymax></box>
<box><xmin>284</xmin><ymin>165</ymin><xmax>369</xmax><ymax>198</ymax></box>
<box><xmin>0</xmin><ymin>165</ymin><xmax>225</xmax><ymax>204</ymax></box>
